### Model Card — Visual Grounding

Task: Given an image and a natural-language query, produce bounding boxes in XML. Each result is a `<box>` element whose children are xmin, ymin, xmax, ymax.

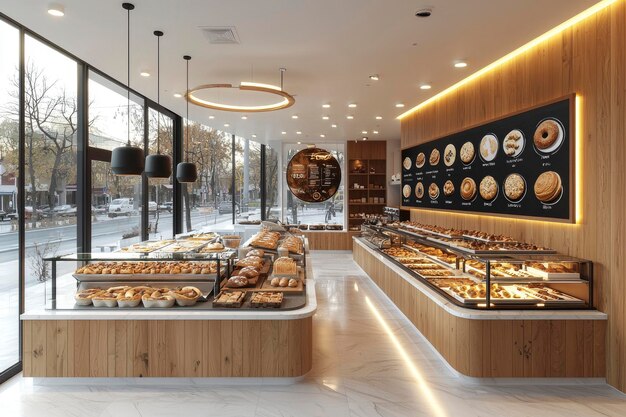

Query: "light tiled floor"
<box><xmin>1</xmin><ymin>251</ymin><xmax>626</xmax><ymax>416</ymax></box>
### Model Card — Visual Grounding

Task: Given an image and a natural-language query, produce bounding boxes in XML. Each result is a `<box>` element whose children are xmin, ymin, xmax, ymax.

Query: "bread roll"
<box><xmin>271</xmin><ymin>277</ymin><xmax>280</xmax><ymax>287</ymax></box>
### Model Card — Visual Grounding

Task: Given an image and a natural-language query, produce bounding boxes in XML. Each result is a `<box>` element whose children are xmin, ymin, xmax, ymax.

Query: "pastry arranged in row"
<box><xmin>279</xmin><ymin>236</ymin><xmax>304</xmax><ymax>254</ymax></box>
<box><xmin>75</xmin><ymin>261</ymin><xmax>218</xmax><ymax>275</ymax></box>
<box><xmin>249</xmin><ymin>231</ymin><xmax>281</xmax><ymax>250</ymax></box>
<box><xmin>75</xmin><ymin>285</ymin><xmax>202</xmax><ymax>308</ymax></box>
<box><xmin>117</xmin><ymin>240</ymin><xmax>175</xmax><ymax>253</ymax></box>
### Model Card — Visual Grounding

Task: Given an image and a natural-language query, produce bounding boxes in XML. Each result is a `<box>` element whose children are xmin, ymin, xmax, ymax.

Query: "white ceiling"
<box><xmin>0</xmin><ymin>0</ymin><xmax>598</xmax><ymax>144</ymax></box>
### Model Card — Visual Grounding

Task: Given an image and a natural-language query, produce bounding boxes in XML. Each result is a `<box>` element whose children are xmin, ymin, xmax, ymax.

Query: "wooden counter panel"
<box><xmin>23</xmin><ymin>317</ymin><xmax>313</xmax><ymax>378</ymax></box>
<box><xmin>302</xmin><ymin>231</ymin><xmax>358</xmax><ymax>250</ymax></box>
<box><xmin>354</xmin><ymin>242</ymin><xmax>606</xmax><ymax>378</ymax></box>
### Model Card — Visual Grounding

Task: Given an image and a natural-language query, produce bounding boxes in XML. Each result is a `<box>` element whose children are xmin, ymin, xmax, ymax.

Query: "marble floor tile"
<box><xmin>2</xmin><ymin>250</ymin><xmax>626</xmax><ymax>417</ymax></box>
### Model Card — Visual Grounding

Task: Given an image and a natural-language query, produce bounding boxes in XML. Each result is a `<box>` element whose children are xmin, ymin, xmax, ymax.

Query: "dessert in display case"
<box><xmin>361</xmin><ymin>221</ymin><xmax>594</xmax><ymax>309</ymax></box>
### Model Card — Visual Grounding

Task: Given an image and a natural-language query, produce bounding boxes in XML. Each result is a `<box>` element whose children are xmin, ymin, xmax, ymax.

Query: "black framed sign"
<box><xmin>286</xmin><ymin>147</ymin><xmax>341</xmax><ymax>203</ymax></box>
<box><xmin>401</xmin><ymin>96</ymin><xmax>575</xmax><ymax>223</ymax></box>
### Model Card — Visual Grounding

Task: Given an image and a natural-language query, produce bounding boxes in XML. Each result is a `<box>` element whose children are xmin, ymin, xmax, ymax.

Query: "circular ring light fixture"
<box><xmin>186</xmin><ymin>82</ymin><xmax>295</xmax><ymax>112</ymax></box>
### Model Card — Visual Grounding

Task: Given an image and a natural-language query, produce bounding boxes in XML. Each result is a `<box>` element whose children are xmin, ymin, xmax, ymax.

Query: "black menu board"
<box><xmin>287</xmin><ymin>147</ymin><xmax>341</xmax><ymax>203</ymax></box>
<box><xmin>401</xmin><ymin>96</ymin><xmax>575</xmax><ymax>222</ymax></box>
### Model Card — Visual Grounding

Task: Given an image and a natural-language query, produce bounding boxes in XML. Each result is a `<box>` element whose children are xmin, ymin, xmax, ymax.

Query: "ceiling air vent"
<box><xmin>201</xmin><ymin>26</ymin><xmax>240</xmax><ymax>44</ymax></box>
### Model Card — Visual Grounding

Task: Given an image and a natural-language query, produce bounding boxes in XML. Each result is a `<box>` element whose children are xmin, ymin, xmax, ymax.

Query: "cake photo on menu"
<box><xmin>428</xmin><ymin>183</ymin><xmax>440</xmax><ymax>200</ymax></box>
<box><xmin>460</xmin><ymin>177</ymin><xmax>477</xmax><ymax>201</ymax></box>
<box><xmin>503</xmin><ymin>129</ymin><xmax>525</xmax><ymax>157</ymax></box>
<box><xmin>403</xmin><ymin>156</ymin><xmax>412</xmax><ymax>170</ymax></box>
<box><xmin>429</xmin><ymin>149</ymin><xmax>440</xmax><ymax>166</ymax></box>
<box><xmin>533</xmin><ymin>118</ymin><xmax>564</xmax><ymax>153</ymax></box>
<box><xmin>534</xmin><ymin>171</ymin><xmax>562</xmax><ymax>203</ymax></box>
<box><xmin>402</xmin><ymin>184</ymin><xmax>411</xmax><ymax>198</ymax></box>
<box><xmin>504</xmin><ymin>173</ymin><xmax>526</xmax><ymax>202</ymax></box>
<box><xmin>415</xmin><ymin>182</ymin><xmax>424</xmax><ymax>199</ymax></box>
<box><xmin>479</xmin><ymin>175</ymin><xmax>498</xmax><ymax>201</ymax></box>
<box><xmin>460</xmin><ymin>141</ymin><xmax>475</xmax><ymax>164</ymax></box>
<box><xmin>416</xmin><ymin>152</ymin><xmax>426</xmax><ymax>168</ymax></box>
<box><xmin>443</xmin><ymin>180</ymin><xmax>454</xmax><ymax>196</ymax></box>
<box><xmin>444</xmin><ymin>144</ymin><xmax>456</xmax><ymax>166</ymax></box>
<box><xmin>479</xmin><ymin>134</ymin><xmax>498</xmax><ymax>162</ymax></box>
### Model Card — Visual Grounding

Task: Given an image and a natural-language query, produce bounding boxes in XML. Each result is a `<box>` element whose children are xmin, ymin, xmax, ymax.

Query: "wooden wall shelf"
<box><xmin>347</xmin><ymin>141</ymin><xmax>387</xmax><ymax>220</ymax></box>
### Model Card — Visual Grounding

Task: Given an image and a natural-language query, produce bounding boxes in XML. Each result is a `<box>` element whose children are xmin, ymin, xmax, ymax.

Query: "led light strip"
<box><xmin>397</xmin><ymin>0</ymin><xmax>619</xmax><ymax>120</ymax></box>
<box><xmin>186</xmin><ymin>82</ymin><xmax>295</xmax><ymax>112</ymax></box>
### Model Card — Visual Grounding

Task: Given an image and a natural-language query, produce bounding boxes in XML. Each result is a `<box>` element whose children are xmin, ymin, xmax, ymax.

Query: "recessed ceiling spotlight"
<box><xmin>361</xmin><ymin>131</ymin><xmax>368</xmax><ymax>134</ymax></box>
<box><xmin>281</xmin><ymin>131</ymin><xmax>287</xmax><ymax>135</ymax></box>
<box><xmin>420</xmin><ymin>84</ymin><xmax>432</xmax><ymax>90</ymax></box>
<box><xmin>173</xmin><ymin>93</ymin><xmax>182</xmax><ymax>98</ymax></box>
<box><xmin>331</xmin><ymin>124</ymin><xmax>337</xmax><ymax>128</ymax></box>
<box><xmin>395</xmin><ymin>103</ymin><xmax>405</xmax><ymax>108</ymax></box>
<box><xmin>369</xmin><ymin>74</ymin><xmax>379</xmax><ymax>81</ymax></box>
<box><xmin>297</xmin><ymin>141</ymin><xmax>301</xmax><ymax>144</ymax></box>
<box><xmin>223</xmin><ymin>123</ymin><xmax>230</xmax><ymax>127</ymax></box>
<box><xmin>320</xmin><ymin>134</ymin><xmax>326</xmax><ymax>138</ymax></box>
<box><xmin>346</xmin><ymin>115</ymin><xmax>354</xmax><ymax>119</ymax></box>
<box><xmin>375</xmin><ymin>116</ymin><xmax>382</xmax><ymax>120</ymax></box>
<box><xmin>322</xmin><ymin>103</ymin><xmax>331</xmax><ymax>108</ymax></box>
<box><xmin>209</xmin><ymin>115</ymin><xmax>215</xmax><ymax>119</ymax></box>
<box><xmin>48</xmin><ymin>3</ymin><xmax>65</xmax><ymax>16</ymax></box>
<box><xmin>252</xmin><ymin>134</ymin><xmax>257</xmax><ymax>138</ymax></box>
<box><xmin>140</xmin><ymin>71</ymin><xmax>151</xmax><ymax>77</ymax></box>
<box><xmin>348</xmin><ymin>103</ymin><xmax>357</xmax><ymax>108</ymax></box>
<box><xmin>292</xmin><ymin>115</ymin><xmax>298</xmax><ymax>119</ymax></box>
<box><xmin>373</xmin><ymin>130</ymin><xmax>379</xmax><ymax>134</ymax></box>
<box><xmin>322</xmin><ymin>116</ymin><xmax>329</xmax><ymax>120</ymax></box>
<box><xmin>241</xmin><ymin>115</ymin><xmax>247</xmax><ymax>120</ymax></box>
<box><xmin>362</xmin><ymin>137</ymin><xmax>368</xmax><ymax>141</ymax></box>
<box><xmin>454</xmin><ymin>61</ymin><xmax>468</xmax><ymax>68</ymax></box>
<box><xmin>415</xmin><ymin>8</ymin><xmax>432</xmax><ymax>18</ymax></box>
<box><xmin>296</xmin><ymin>131</ymin><xmax>302</xmax><ymax>135</ymax></box>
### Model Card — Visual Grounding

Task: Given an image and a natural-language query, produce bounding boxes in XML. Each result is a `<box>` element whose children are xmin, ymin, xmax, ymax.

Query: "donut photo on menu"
<box><xmin>479</xmin><ymin>175</ymin><xmax>498</xmax><ymax>201</ymax></box>
<box><xmin>416</xmin><ymin>152</ymin><xmax>426</xmax><ymax>168</ymax></box>
<box><xmin>415</xmin><ymin>182</ymin><xmax>424</xmax><ymax>199</ymax></box>
<box><xmin>428</xmin><ymin>183</ymin><xmax>440</xmax><ymax>200</ymax></box>
<box><xmin>460</xmin><ymin>177</ymin><xmax>477</xmax><ymax>201</ymax></box>
<box><xmin>504</xmin><ymin>173</ymin><xmax>526</xmax><ymax>202</ymax></box>
<box><xmin>503</xmin><ymin>129</ymin><xmax>525</xmax><ymax>158</ymax></box>
<box><xmin>402</xmin><ymin>184</ymin><xmax>411</xmax><ymax>198</ymax></box>
<box><xmin>460</xmin><ymin>141</ymin><xmax>475</xmax><ymax>165</ymax></box>
<box><xmin>403</xmin><ymin>156</ymin><xmax>412</xmax><ymax>170</ymax></box>
<box><xmin>534</xmin><ymin>171</ymin><xmax>563</xmax><ymax>204</ymax></box>
<box><xmin>443</xmin><ymin>180</ymin><xmax>455</xmax><ymax>196</ymax></box>
<box><xmin>444</xmin><ymin>144</ymin><xmax>456</xmax><ymax>166</ymax></box>
<box><xmin>533</xmin><ymin>118</ymin><xmax>564</xmax><ymax>154</ymax></box>
<box><xmin>479</xmin><ymin>134</ymin><xmax>498</xmax><ymax>162</ymax></box>
<box><xmin>429</xmin><ymin>149</ymin><xmax>440</xmax><ymax>166</ymax></box>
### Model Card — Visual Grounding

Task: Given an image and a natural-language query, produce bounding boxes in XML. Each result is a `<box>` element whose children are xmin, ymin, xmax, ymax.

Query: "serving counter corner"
<box><xmin>353</xmin><ymin>237</ymin><xmax>607</xmax><ymax>379</ymax></box>
<box><xmin>20</xmin><ymin>250</ymin><xmax>316</xmax><ymax>379</ymax></box>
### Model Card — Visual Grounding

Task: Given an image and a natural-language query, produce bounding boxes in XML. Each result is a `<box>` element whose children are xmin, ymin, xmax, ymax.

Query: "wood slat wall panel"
<box><xmin>302</xmin><ymin>232</ymin><xmax>358</xmax><ymax>250</ymax></box>
<box><xmin>22</xmin><ymin>318</ymin><xmax>312</xmax><ymax>378</ymax></box>
<box><xmin>399</xmin><ymin>1</ymin><xmax>625</xmax><ymax>391</ymax></box>
<box><xmin>353</xmin><ymin>240</ymin><xmax>605</xmax><ymax>378</ymax></box>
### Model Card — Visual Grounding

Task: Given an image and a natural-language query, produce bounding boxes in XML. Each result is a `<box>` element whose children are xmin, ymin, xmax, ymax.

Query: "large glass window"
<box><xmin>281</xmin><ymin>143</ymin><xmax>345</xmax><ymax>227</ymax></box>
<box><xmin>147</xmin><ymin>108</ymin><xmax>173</xmax><ymax>239</ymax></box>
<box><xmin>23</xmin><ymin>35</ymin><xmax>78</xmax><ymax>311</ymax></box>
<box><xmin>182</xmin><ymin>122</ymin><xmax>232</xmax><ymax>233</ymax></box>
<box><xmin>0</xmin><ymin>19</ymin><xmax>20</xmax><ymax>374</ymax></box>
<box><xmin>235</xmin><ymin>137</ymin><xmax>261</xmax><ymax>223</ymax></box>
<box><xmin>264</xmin><ymin>144</ymin><xmax>280</xmax><ymax>221</ymax></box>
<box><xmin>88</xmin><ymin>71</ymin><xmax>144</xmax><ymax>249</ymax></box>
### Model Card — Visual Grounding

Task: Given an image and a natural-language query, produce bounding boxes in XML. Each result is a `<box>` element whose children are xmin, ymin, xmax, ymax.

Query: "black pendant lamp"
<box><xmin>111</xmin><ymin>2</ymin><xmax>144</xmax><ymax>176</ymax></box>
<box><xmin>176</xmin><ymin>55</ymin><xmax>198</xmax><ymax>183</ymax></box>
<box><xmin>145</xmin><ymin>30</ymin><xmax>172</xmax><ymax>178</ymax></box>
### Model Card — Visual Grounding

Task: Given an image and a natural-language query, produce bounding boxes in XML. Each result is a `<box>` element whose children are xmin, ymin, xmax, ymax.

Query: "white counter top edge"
<box><xmin>354</xmin><ymin>238</ymin><xmax>607</xmax><ymax>321</ymax></box>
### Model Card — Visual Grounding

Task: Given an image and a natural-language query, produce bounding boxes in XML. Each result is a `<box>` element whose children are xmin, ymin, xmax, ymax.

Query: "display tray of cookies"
<box><xmin>524</xmin><ymin>262</ymin><xmax>581</xmax><ymax>280</ymax></box>
<box><xmin>250</xmin><ymin>291</ymin><xmax>284</xmax><ymax>308</ymax></box>
<box><xmin>212</xmin><ymin>290</ymin><xmax>247</xmax><ymax>308</ymax></box>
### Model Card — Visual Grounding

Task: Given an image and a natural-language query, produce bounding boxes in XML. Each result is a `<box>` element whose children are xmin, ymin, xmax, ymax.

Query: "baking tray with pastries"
<box><xmin>250</xmin><ymin>291</ymin><xmax>284</xmax><ymax>308</ymax></box>
<box><xmin>403</xmin><ymin>241</ymin><xmax>457</xmax><ymax>265</ymax></box>
<box><xmin>155</xmin><ymin>240</ymin><xmax>208</xmax><ymax>253</ymax></box>
<box><xmin>262</xmin><ymin>276</ymin><xmax>303</xmax><ymax>291</ymax></box>
<box><xmin>448</xmin><ymin>239</ymin><xmax>555</xmax><ymax>254</ymax></box>
<box><xmin>212</xmin><ymin>290</ymin><xmax>247</xmax><ymax>308</ymax></box>
<box><xmin>117</xmin><ymin>240</ymin><xmax>176</xmax><ymax>253</ymax></box>
<box><xmin>198</xmin><ymin>241</ymin><xmax>226</xmax><ymax>253</ymax></box>
<box><xmin>223</xmin><ymin>262</ymin><xmax>270</xmax><ymax>290</ymax></box>
<box><xmin>524</xmin><ymin>262</ymin><xmax>580</xmax><ymax>280</ymax></box>
<box><xmin>179</xmin><ymin>232</ymin><xmax>218</xmax><ymax>242</ymax></box>
<box><xmin>278</xmin><ymin>235</ymin><xmax>304</xmax><ymax>255</ymax></box>
<box><xmin>382</xmin><ymin>246</ymin><xmax>421</xmax><ymax>259</ymax></box>
<box><xmin>247</xmin><ymin>230</ymin><xmax>282</xmax><ymax>250</ymax></box>
<box><xmin>74</xmin><ymin>284</ymin><xmax>205</xmax><ymax>308</ymax></box>
<box><xmin>443</xmin><ymin>283</ymin><xmax>537</xmax><ymax>304</ymax></box>
<box><xmin>463</xmin><ymin>260</ymin><xmax>538</xmax><ymax>280</ymax></box>
<box><xmin>73</xmin><ymin>261</ymin><xmax>219</xmax><ymax>282</ymax></box>
<box><xmin>460</xmin><ymin>230</ymin><xmax>517</xmax><ymax>243</ymax></box>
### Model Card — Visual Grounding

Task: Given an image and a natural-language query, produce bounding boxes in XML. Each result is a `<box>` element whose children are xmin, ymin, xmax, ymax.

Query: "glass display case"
<box><xmin>362</xmin><ymin>223</ymin><xmax>593</xmax><ymax>310</ymax></box>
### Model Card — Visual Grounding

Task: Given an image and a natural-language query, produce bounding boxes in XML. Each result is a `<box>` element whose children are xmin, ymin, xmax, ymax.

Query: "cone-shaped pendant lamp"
<box><xmin>176</xmin><ymin>55</ymin><xmax>198</xmax><ymax>183</ymax></box>
<box><xmin>111</xmin><ymin>2</ymin><xmax>145</xmax><ymax>176</ymax></box>
<box><xmin>145</xmin><ymin>30</ymin><xmax>172</xmax><ymax>178</ymax></box>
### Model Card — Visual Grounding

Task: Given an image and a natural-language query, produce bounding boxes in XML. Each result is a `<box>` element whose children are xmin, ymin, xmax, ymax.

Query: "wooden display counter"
<box><xmin>353</xmin><ymin>238</ymin><xmax>607</xmax><ymax>378</ymax></box>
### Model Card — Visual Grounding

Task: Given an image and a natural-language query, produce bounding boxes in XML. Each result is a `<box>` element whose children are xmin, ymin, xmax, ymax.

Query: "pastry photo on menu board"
<box><xmin>429</xmin><ymin>149</ymin><xmax>440</xmax><ymax>166</ymax></box>
<box><xmin>415</xmin><ymin>182</ymin><xmax>424</xmax><ymax>199</ymax></box>
<box><xmin>403</xmin><ymin>156</ymin><xmax>412</xmax><ymax>170</ymax></box>
<box><xmin>460</xmin><ymin>177</ymin><xmax>477</xmax><ymax>201</ymax></box>
<box><xmin>403</xmin><ymin>184</ymin><xmax>411</xmax><ymax>198</ymax></box>
<box><xmin>428</xmin><ymin>183</ymin><xmax>440</xmax><ymax>200</ymax></box>
<box><xmin>460</xmin><ymin>141</ymin><xmax>475</xmax><ymax>165</ymax></box>
<box><xmin>479</xmin><ymin>175</ymin><xmax>498</xmax><ymax>202</ymax></box>
<box><xmin>416</xmin><ymin>152</ymin><xmax>425</xmax><ymax>168</ymax></box>
<box><xmin>443</xmin><ymin>180</ymin><xmax>454</xmax><ymax>196</ymax></box>
<box><xmin>479</xmin><ymin>134</ymin><xmax>498</xmax><ymax>162</ymax></box>
<box><xmin>533</xmin><ymin>118</ymin><xmax>564</xmax><ymax>154</ymax></box>
<box><xmin>444</xmin><ymin>144</ymin><xmax>456</xmax><ymax>166</ymax></box>
<box><xmin>504</xmin><ymin>173</ymin><xmax>526</xmax><ymax>202</ymax></box>
<box><xmin>503</xmin><ymin>129</ymin><xmax>525</xmax><ymax>157</ymax></box>
<box><xmin>534</xmin><ymin>171</ymin><xmax>563</xmax><ymax>204</ymax></box>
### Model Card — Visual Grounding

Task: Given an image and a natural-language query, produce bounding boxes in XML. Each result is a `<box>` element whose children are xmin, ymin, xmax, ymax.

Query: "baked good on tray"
<box><xmin>238</xmin><ymin>266</ymin><xmax>260</xmax><ymax>279</ymax></box>
<box><xmin>273</xmin><ymin>256</ymin><xmax>297</xmax><ymax>276</ymax></box>
<box><xmin>236</xmin><ymin>256</ymin><xmax>264</xmax><ymax>269</ymax></box>
<box><xmin>227</xmin><ymin>275</ymin><xmax>249</xmax><ymax>288</ymax></box>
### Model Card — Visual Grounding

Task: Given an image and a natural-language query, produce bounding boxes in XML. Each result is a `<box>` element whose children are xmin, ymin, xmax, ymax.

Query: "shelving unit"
<box><xmin>346</xmin><ymin>140</ymin><xmax>387</xmax><ymax>231</ymax></box>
